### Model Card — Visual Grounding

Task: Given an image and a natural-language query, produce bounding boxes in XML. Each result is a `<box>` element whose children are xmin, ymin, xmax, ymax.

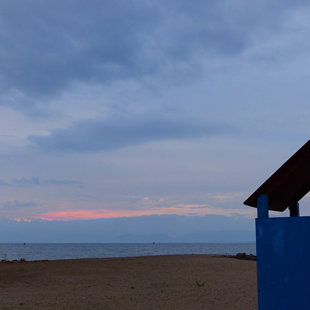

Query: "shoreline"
<box><xmin>0</xmin><ymin>252</ymin><xmax>257</xmax><ymax>263</ymax></box>
<box><xmin>0</xmin><ymin>242</ymin><xmax>256</xmax><ymax>262</ymax></box>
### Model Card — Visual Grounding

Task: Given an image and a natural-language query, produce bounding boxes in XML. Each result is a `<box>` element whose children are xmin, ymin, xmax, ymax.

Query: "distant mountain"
<box><xmin>0</xmin><ymin>214</ymin><xmax>255</xmax><ymax>243</ymax></box>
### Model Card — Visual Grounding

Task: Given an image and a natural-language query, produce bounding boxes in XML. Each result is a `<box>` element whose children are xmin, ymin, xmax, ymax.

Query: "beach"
<box><xmin>0</xmin><ymin>255</ymin><xmax>257</xmax><ymax>310</ymax></box>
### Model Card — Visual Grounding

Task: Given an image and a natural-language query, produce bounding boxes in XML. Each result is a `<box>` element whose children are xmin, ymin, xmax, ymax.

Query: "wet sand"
<box><xmin>0</xmin><ymin>255</ymin><xmax>257</xmax><ymax>310</ymax></box>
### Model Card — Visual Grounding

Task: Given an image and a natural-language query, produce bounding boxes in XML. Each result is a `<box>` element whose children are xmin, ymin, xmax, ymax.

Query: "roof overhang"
<box><xmin>244</xmin><ymin>140</ymin><xmax>310</xmax><ymax>212</ymax></box>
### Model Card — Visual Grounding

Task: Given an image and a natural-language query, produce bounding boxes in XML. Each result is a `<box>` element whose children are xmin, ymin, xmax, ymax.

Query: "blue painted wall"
<box><xmin>256</xmin><ymin>216</ymin><xmax>310</xmax><ymax>309</ymax></box>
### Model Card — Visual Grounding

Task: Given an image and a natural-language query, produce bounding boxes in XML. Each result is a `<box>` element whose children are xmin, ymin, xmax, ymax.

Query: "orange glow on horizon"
<box><xmin>30</xmin><ymin>204</ymin><xmax>255</xmax><ymax>221</ymax></box>
<box><xmin>34</xmin><ymin>209</ymin><xmax>178</xmax><ymax>221</ymax></box>
<box><xmin>34</xmin><ymin>210</ymin><xmax>126</xmax><ymax>221</ymax></box>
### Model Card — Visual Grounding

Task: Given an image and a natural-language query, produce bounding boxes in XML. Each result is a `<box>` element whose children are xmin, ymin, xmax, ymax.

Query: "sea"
<box><xmin>0</xmin><ymin>243</ymin><xmax>256</xmax><ymax>261</ymax></box>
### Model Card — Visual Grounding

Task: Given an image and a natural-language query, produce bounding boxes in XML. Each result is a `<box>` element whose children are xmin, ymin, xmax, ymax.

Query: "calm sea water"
<box><xmin>0</xmin><ymin>243</ymin><xmax>256</xmax><ymax>261</ymax></box>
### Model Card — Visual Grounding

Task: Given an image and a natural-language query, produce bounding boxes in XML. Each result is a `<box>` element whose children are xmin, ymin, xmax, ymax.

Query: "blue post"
<box><xmin>256</xmin><ymin>194</ymin><xmax>268</xmax><ymax>309</ymax></box>
<box><xmin>289</xmin><ymin>202</ymin><xmax>299</xmax><ymax>217</ymax></box>
<box><xmin>257</xmin><ymin>194</ymin><xmax>269</xmax><ymax>219</ymax></box>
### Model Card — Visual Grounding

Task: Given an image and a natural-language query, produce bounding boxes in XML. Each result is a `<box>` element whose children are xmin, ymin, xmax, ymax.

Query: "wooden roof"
<box><xmin>244</xmin><ymin>140</ymin><xmax>310</xmax><ymax>212</ymax></box>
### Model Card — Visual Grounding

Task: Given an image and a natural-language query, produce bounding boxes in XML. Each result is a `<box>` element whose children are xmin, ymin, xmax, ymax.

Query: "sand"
<box><xmin>0</xmin><ymin>255</ymin><xmax>257</xmax><ymax>310</ymax></box>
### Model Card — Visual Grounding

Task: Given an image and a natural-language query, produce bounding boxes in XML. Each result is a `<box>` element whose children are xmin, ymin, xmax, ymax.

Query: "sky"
<box><xmin>0</xmin><ymin>0</ymin><xmax>310</xmax><ymax>241</ymax></box>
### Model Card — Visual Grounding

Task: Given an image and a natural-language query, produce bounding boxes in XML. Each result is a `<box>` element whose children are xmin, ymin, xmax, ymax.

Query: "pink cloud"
<box><xmin>31</xmin><ymin>203</ymin><xmax>255</xmax><ymax>221</ymax></box>
<box><xmin>34</xmin><ymin>210</ymin><xmax>125</xmax><ymax>221</ymax></box>
<box><xmin>33</xmin><ymin>206</ymin><xmax>206</xmax><ymax>221</ymax></box>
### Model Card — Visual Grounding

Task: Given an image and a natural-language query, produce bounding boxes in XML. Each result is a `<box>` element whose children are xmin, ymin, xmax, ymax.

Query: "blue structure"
<box><xmin>244</xmin><ymin>141</ymin><xmax>310</xmax><ymax>310</ymax></box>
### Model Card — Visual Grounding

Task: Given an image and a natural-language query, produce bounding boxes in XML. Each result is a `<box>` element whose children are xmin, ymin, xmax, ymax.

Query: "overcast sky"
<box><xmin>0</xmin><ymin>1</ymin><xmax>310</xmax><ymax>240</ymax></box>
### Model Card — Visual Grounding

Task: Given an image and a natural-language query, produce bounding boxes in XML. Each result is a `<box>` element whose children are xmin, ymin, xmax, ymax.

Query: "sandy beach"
<box><xmin>0</xmin><ymin>255</ymin><xmax>257</xmax><ymax>310</ymax></box>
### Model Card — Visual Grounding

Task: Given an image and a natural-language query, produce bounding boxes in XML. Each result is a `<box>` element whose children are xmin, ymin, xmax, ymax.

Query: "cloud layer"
<box><xmin>1</xmin><ymin>0</ymin><xmax>310</xmax><ymax>235</ymax></box>
<box><xmin>0</xmin><ymin>1</ymin><xmax>246</xmax><ymax>98</ymax></box>
<box><xmin>2</xmin><ymin>0</ymin><xmax>307</xmax><ymax>110</ymax></box>
<box><xmin>29</xmin><ymin>115</ymin><xmax>228</xmax><ymax>152</ymax></box>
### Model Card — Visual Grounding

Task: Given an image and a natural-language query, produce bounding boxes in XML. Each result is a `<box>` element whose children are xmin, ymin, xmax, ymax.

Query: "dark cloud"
<box><xmin>0</xmin><ymin>0</ymin><xmax>308</xmax><ymax>117</ymax></box>
<box><xmin>29</xmin><ymin>115</ymin><xmax>227</xmax><ymax>152</ymax></box>
<box><xmin>3</xmin><ymin>200</ymin><xmax>36</xmax><ymax>210</ymax></box>
<box><xmin>0</xmin><ymin>1</ymin><xmax>157</xmax><ymax>97</ymax></box>
<box><xmin>0</xmin><ymin>0</ymin><xmax>274</xmax><ymax>103</ymax></box>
